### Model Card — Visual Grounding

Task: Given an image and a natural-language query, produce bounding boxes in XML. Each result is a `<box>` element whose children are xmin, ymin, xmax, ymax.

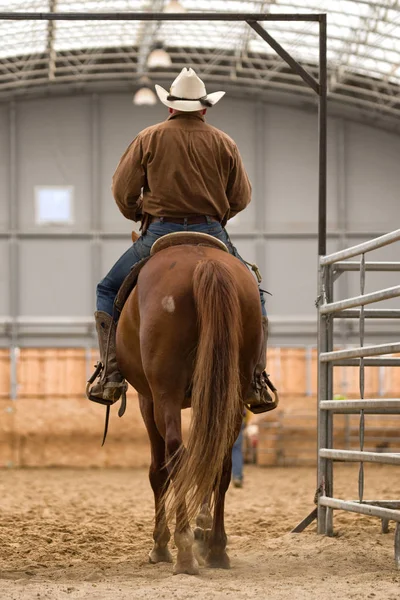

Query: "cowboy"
<box><xmin>88</xmin><ymin>68</ymin><xmax>277</xmax><ymax>414</ymax></box>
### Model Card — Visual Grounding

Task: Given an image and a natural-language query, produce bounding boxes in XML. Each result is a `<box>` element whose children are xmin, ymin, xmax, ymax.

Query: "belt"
<box><xmin>149</xmin><ymin>215</ymin><xmax>219</xmax><ymax>225</ymax></box>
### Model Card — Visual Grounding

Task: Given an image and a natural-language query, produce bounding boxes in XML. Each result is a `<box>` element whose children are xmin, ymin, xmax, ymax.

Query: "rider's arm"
<box><xmin>226</xmin><ymin>146</ymin><xmax>252</xmax><ymax>219</ymax></box>
<box><xmin>112</xmin><ymin>135</ymin><xmax>145</xmax><ymax>221</ymax></box>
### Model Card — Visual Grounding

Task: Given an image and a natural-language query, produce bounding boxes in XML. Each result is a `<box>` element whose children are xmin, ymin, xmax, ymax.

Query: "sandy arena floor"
<box><xmin>0</xmin><ymin>465</ymin><xmax>400</xmax><ymax>599</ymax></box>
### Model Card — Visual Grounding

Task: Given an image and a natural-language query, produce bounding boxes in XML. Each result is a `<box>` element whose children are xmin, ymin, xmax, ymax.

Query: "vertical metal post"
<box><xmin>336</xmin><ymin>119</ymin><xmax>351</xmax><ymax>447</ymax></box>
<box><xmin>254</xmin><ymin>100</ymin><xmax>267</xmax><ymax>279</ymax></box>
<box><xmin>358</xmin><ymin>253</ymin><xmax>366</xmax><ymax>503</ymax></box>
<box><xmin>325</xmin><ymin>264</ymin><xmax>334</xmax><ymax>535</ymax></box>
<box><xmin>306</xmin><ymin>346</ymin><xmax>313</xmax><ymax>397</ymax></box>
<box><xmin>318</xmin><ymin>14</ymin><xmax>327</xmax><ymax>257</ymax></box>
<box><xmin>90</xmin><ymin>93</ymin><xmax>101</xmax><ymax>347</ymax></box>
<box><xmin>317</xmin><ymin>261</ymin><xmax>328</xmax><ymax>533</ymax></box>
<box><xmin>8</xmin><ymin>101</ymin><xmax>19</xmax><ymax>467</ymax></box>
<box><xmin>9</xmin><ymin>101</ymin><xmax>18</xmax><ymax>402</ymax></box>
<box><xmin>317</xmin><ymin>14</ymin><xmax>328</xmax><ymax>534</ymax></box>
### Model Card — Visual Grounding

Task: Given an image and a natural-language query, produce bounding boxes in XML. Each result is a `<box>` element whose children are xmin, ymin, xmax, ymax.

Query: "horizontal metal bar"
<box><xmin>247</xmin><ymin>21</ymin><xmax>320</xmax><ymax>94</ymax></box>
<box><xmin>334</xmin><ymin>261</ymin><xmax>400</xmax><ymax>272</ymax></box>
<box><xmin>319</xmin><ymin>496</ymin><xmax>400</xmax><ymax>522</ymax></box>
<box><xmin>0</xmin><ymin>12</ymin><xmax>322</xmax><ymax>21</ymax></box>
<box><xmin>0</xmin><ymin>230</ymin><xmax>398</xmax><ymax>240</ymax></box>
<box><xmin>320</xmin><ymin>286</ymin><xmax>400</xmax><ymax>314</ymax></box>
<box><xmin>335</xmin><ymin>309</ymin><xmax>400</xmax><ymax>319</ymax></box>
<box><xmin>319</xmin><ymin>449</ymin><xmax>400</xmax><ymax>465</ymax></box>
<box><xmin>361</xmin><ymin>501</ymin><xmax>400</xmax><ymax>509</ymax></box>
<box><xmin>320</xmin><ymin>342</ymin><xmax>400</xmax><ymax>362</ymax></box>
<box><xmin>321</xmin><ymin>229</ymin><xmax>400</xmax><ymax>265</ymax></box>
<box><xmin>320</xmin><ymin>400</ymin><xmax>400</xmax><ymax>414</ymax></box>
<box><xmin>332</xmin><ymin>357</ymin><xmax>400</xmax><ymax>366</ymax></box>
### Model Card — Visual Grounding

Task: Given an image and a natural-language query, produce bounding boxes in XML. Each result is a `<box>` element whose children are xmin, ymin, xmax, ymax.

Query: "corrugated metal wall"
<box><xmin>1</xmin><ymin>93</ymin><xmax>400</xmax><ymax>347</ymax></box>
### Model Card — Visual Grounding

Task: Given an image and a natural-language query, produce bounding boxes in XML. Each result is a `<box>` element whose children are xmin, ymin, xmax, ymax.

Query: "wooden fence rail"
<box><xmin>0</xmin><ymin>348</ymin><xmax>399</xmax><ymax>468</ymax></box>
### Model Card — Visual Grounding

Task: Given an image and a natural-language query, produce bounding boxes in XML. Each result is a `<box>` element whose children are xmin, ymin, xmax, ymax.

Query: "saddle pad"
<box><xmin>150</xmin><ymin>231</ymin><xmax>228</xmax><ymax>256</ymax></box>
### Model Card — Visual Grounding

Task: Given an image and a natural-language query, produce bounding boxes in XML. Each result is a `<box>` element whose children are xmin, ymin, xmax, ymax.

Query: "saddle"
<box><xmin>114</xmin><ymin>231</ymin><xmax>228</xmax><ymax>314</ymax></box>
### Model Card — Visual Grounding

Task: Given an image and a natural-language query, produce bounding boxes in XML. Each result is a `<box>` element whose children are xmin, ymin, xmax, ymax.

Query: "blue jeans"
<box><xmin>96</xmin><ymin>218</ymin><xmax>267</xmax><ymax>317</ymax></box>
<box><xmin>232</xmin><ymin>422</ymin><xmax>245</xmax><ymax>482</ymax></box>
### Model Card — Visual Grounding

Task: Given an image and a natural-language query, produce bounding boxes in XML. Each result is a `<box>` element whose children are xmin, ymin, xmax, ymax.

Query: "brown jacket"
<box><xmin>112</xmin><ymin>112</ymin><xmax>251</xmax><ymax>224</ymax></box>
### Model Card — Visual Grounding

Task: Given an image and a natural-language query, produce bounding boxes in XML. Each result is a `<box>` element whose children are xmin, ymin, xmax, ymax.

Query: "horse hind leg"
<box><xmin>163</xmin><ymin>404</ymin><xmax>199</xmax><ymax>576</ymax></box>
<box><xmin>148</xmin><ymin>461</ymin><xmax>173</xmax><ymax>565</ymax></box>
<box><xmin>139</xmin><ymin>394</ymin><xmax>173</xmax><ymax>565</ymax></box>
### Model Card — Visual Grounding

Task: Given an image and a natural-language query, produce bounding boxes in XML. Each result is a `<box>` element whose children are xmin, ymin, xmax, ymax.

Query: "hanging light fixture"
<box><xmin>164</xmin><ymin>0</ymin><xmax>186</xmax><ymax>13</ymax></box>
<box><xmin>147</xmin><ymin>44</ymin><xmax>172</xmax><ymax>68</ymax></box>
<box><xmin>133</xmin><ymin>87</ymin><xmax>157</xmax><ymax>106</ymax></box>
<box><xmin>133</xmin><ymin>77</ymin><xmax>157</xmax><ymax>106</ymax></box>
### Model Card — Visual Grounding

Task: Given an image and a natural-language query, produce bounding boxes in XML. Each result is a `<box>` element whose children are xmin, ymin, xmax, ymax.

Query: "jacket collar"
<box><xmin>167</xmin><ymin>112</ymin><xmax>205</xmax><ymax>122</ymax></box>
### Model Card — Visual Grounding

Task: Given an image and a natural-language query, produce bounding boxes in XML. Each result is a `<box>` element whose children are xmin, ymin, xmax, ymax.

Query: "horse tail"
<box><xmin>168</xmin><ymin>259</ymin><xmax>242</xmax><ymax>521</ymax></box>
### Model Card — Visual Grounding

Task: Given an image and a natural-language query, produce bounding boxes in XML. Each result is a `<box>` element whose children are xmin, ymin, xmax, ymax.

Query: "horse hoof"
<box><xmin>149</xmin><ymin>548</ymin><xmax>173</xmax><ymax>564</ymax></box>
<box><xmin>173</xmin><ymin>559</ymin><xmax>200</xmax><ymax>576</ymax></box>
<box><xmin>206</xmin><ymin>551</ymin><xmax>231</xmax><ymax>569</ymax></box>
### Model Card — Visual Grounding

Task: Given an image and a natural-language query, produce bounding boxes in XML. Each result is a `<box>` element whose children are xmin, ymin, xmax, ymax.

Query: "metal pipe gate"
<box><xmin>317</xmin><ymin>229</ymin><xmax>400</xmax><ymax>568</ymax></box>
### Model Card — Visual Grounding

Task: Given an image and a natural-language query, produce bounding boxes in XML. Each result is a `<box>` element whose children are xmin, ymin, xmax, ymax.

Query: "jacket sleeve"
<box><xmin>226</xmin><ymin>145</ymin><xmax>252</xmax><ymax>220</ymax></box>
<box><xmin>112</xmin><ymin>136</ymin><xmax>145</xmax><ymax>221</ymax></box>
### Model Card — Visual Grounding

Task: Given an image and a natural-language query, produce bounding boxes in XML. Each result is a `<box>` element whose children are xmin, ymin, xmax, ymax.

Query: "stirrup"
<box><xmin>245</xmin><ymin>373</ymin><xmax>279</xmax><ymax>415</ymax></box>
<box><xmin>86</xmin><ymin>361</ymin><xmax>127</xmax><ymax>408</ymax></box>
<box><xmin>86</xmin><ymin>362</ymin><xmax>128</xmax><ymax>446</ymax></box>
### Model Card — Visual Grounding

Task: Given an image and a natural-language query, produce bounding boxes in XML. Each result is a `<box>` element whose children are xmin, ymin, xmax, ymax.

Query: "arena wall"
<box><xmin>0</xmin><ymin>347</ymin><xmax>399</xmax><ymax>468</ymax></box>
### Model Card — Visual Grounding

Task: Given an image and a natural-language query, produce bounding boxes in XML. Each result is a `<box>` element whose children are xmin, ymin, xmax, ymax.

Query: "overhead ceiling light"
<box><xmin>147</xmin><ymin>47</ymin><xmax>172</xmax><ymax>68</ymax></box>
<box><xmin>133</xmin><ymin>87</ymin><xmax>157</xmax><ymax>106</ymax></box>
<box><xmin>164</xmin><ymin>0</ymin><xmax>186</xmax><ymax>13</ymax></box>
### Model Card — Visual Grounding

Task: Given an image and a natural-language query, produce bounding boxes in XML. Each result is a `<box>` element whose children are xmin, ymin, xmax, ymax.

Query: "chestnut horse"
<box><xmin>116</xmin><ymin>242</ymin><xmax>262</xmax><ymax>575</ymax></box>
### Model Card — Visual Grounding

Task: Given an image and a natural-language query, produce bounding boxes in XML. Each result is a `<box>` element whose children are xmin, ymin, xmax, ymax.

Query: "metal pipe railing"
<box><xmin>320</xmin><ymin>400</ymin><xmax>400</xmax><ymax>413</ymax></box>
<box><xmin>333</xmin><ymin>358</ymin><xmax>400</xmax><ymax>366</ymax></box>
<box><xmin>334</xmin><ymin>261</ymin><xmax>400</xmax><ymax>272</ymax></box>
<box><xmin>319</xmin><ymin>449</ymin><xmax>400</xmax><ymax>465</ymax></box>
<box><xmin>320</xmin><ymin>286</ymin><xmax>400</xmax><ymax>314</ymax></box>
<box><xmin>319</xmin><ymin>497</ymin><xmax>400</xmax><ymax>523</ymax></box>
<box><xmin>314</xmin><ymin>228</ymin><xmax>400</xmax><ymax>566</ymax></box>
<box><xmin>320</xmin><ymin>342</ymin><xmax>400</xmax><ymax>362</ymax></box>
<box><xmin>335</xmin><ymin>309</ymin><xmax>400</xmax><ymax>319</ymax></box>
<box><xmin>321</xmin><ymin>229</ymin><xmax>400</xmax><ymax>265</ymax></box>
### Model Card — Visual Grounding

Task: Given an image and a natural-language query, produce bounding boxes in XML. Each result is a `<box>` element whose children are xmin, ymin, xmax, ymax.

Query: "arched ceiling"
<box><xmin>1</xmin><ymin>1</ymin><xmax>400</xmax><ymax>129</ymax></box>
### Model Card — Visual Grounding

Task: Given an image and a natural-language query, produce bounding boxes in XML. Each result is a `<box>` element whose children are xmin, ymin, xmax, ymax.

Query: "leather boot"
<box><xmin>245</xmin><ymin>316</ymin><xmax>279</xmax><ymax>414</ymax></box>
<box><xmin>87</xmin><ymin>311</ymin><xmax>126</xmax><ymax>405</ymax></box>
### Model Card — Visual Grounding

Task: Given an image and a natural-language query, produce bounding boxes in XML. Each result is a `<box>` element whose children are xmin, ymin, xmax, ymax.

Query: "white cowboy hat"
<box><xmin>155</xmin><ymin>67</ymin><xmax>225</xmax><ymax>112</ymax></box>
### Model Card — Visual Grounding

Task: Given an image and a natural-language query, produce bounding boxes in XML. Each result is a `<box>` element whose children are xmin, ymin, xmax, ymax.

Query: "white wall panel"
<box><xmin>264</xmin><ymin>106</ymin><xmax>338</xmax><ymax>233</ymax></box>
<box><xmin>0</xmin><ymin>241</ymin><xmax>9</xmax><ymax>315</ymax></box>
<box><xmin>0</xmin><ymin>105</ymin><xmax>8</xmax><ymax>231</ymax></box>
<box><xmin>101</xmin><ymin>239</ymin><xmax>132</xmax><ymax>277</ymax></box>
<box><xmin>228</xmin><ymin>237</ymin><xmax>257</xmax><ymax>264</ymax></box>
<box><xmin>263</xmin><ymin>238</ymin><xmax>318</xmax><ymax>316</ymax></box>
<box><xmin>17</xmin><ymin>97</ymin><xmax>92</xmax><ymax>232</ymax></box>
<box><xmin>19</xmin><ymin>240</ymin><xmax>92</xmax><ymax>316</ymax></box>
<box><xmin>346</xmin><ymin>123</ymin><xmax>400</xmax><ymax>233</ymax></box>
<box><xmin>208</xmin><ymin>98</ymin><xmax>257</xmax><ymax>230</ymax></box>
